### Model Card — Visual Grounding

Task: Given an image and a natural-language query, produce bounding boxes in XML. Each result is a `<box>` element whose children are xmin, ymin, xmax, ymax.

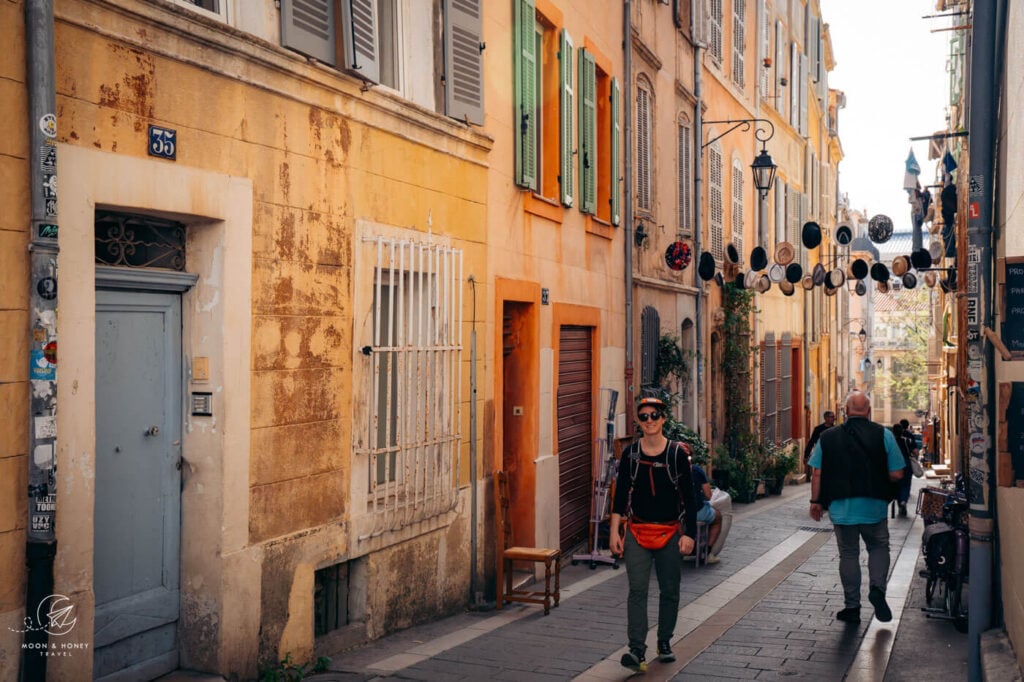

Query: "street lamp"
<box><xmin>701</xmin><ymin>118</ymin><xmax>777</xmax><ymax>198</ymax></box>
<box><xmin>858</xmin><ymin>327</ymin><xmax>867</xmax><ymax>345</ymax></box>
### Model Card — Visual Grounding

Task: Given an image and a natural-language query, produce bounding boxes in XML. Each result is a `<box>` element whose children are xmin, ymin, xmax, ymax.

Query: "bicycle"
<box><xmin>918</xmin><ymin>475</ymin><xmax>969</xmax><ymax>633</ymax></box>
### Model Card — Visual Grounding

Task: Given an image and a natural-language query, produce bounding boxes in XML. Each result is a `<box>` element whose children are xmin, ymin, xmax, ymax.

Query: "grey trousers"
<box><xmin>833</xmin><ymin>520</ymin><xmax>890</xmax><ymax>609</ymax></box>
<box><xmin>623</xmin><ymin>528</ymin><xmax>681</xmax><ymax>650</ymax></box>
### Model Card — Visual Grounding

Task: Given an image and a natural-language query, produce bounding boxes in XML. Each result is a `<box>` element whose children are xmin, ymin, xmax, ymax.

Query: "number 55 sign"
<box><xmin>148</xmin><ymin>125</ymin><xmax>177</xmax><ymax>160</ymax></box>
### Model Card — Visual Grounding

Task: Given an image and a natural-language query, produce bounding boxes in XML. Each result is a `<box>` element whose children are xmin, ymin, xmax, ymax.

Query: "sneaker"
<box><xmin>836</xmin><ymin>607</ymin><xmax>861</xmax><ymax>623</ymax></box>
<box><xmin>705</xmin><ymin>554</ymin><xmax>720</xmax><ymax>565</ymax></box>
<box><xmin>657</xmin><ymin>640</ymin><xmax>676</xmax><ymax>663</ymax></box>
<box><xmin>620</xmin><ymin>647</ymin><xmax>647</xmax><ymax>672</ymax></box>
<box><xmin>869</xmin><ymin>587</ymin><xmax>892</xmax><ymax>622</ymax></box>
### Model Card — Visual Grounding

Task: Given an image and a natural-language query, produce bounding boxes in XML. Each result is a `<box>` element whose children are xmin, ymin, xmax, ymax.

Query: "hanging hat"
<box><xmin>779</xmin><ymin>279</ymin><xmax>795</xmax><ymax>296</ymax></box>
<box><xmin>902</xmin><ymin>272</ymin><xmax>918</xmax><ymax>289</ymax></box>
<box><xmin>744</xmin><ymin>269</ymin><xmax>759</xmax><ymax>290</ymax></box>
<box><xmin>824</xmin><ymin>284</ymin><xmax>837</xmax><ymax>297</ymax></box>
<box><xmin>826</xmin><ymin>268</ymin><xmax>846</xmax><ymax>289</ymax></box>
<box><xmin>877</xmin><ymin>280</ymin><xmax>891</xmax><ymax>294</ymax></box>
<box><xmin>775</xmin><ymin>241</ymin><xmax>795</xmax><ymax>266</ymax></box>
<box><xmin>801</xmin><ymin>274</ymin><xmax>815</xmax><ymax>291</ymax></box>
<box><xmin>929</xmin><ymin>239</ymin><xmax>943</xmax><ymax>262</ymax></box>
<box><xmin>801</xmin><ymin>221</ymin><xmax>822</xmax><ymax>249</ymax></box>
<box><xmin>868</xmin><ymin>214</ymin><xmax>894</xmax><ymax>243</ymax></box>
<box><xmin>714</xmin><ymin>272</ymin><xmax>724</xmax><ymax>287</ymax></box>
<box><xmin>940</xmin><ymin>277</ymin><xmax>953</xmax><ymax>293</ymax></box>
<box><xmin>724</xmin><ymin>260</ymin><xmax>739</xmax><ymax>281</ymax></box>
<box><xmin>735</xmin><ymin>272</ymin><xmax>747</xmax><ymax>289</ymax></box>
<box><xmin>726</xmin><ymin>242</ymin><xmax>741</xmax><ymax>264</ymax></box>
<box><xmin>891</xmin><ymin>255</ymin><xmax>910</xmax><ymax>277</ymax></box>
<box><xmin>750</xmin><ymin>246</ymin><xmax>769</xmax><ymax>271</ymax></box>
<box><xmin>870</xmin><ymin>262</ymin><xmax>891</xmax><ymax>282</ymax></box>
<box><xmin>698</xmin><ymin>251</ymin><xmax>716</xmax><ymax>281</ymax></box>
<box><xmin>785</xmin><ymin>262</ymin><xmax>803</xmax><ymax>284</ymax></box>
<box><xmin>812</xmin><ymin>263</ymin><xmax>827</xmax><ymax>286</ymax></box>
<box><xmin>925</xmin><ymin>271</ymin><xmax>938</xmax><ymax>288</ymax></box>
<box><xmin>755</xmin><ymin>274</ymin><xmax>771</xmax><ymax>294</ymax></box>
<box><xmin>850</xmin><ymin>258</ymin><xmax>869</xmax><ymax>280</ymax></box>
<box><xmin>855</xmin><ymin>280</ymin><xmax>867</xmax><ymax>296</ymax></box>
<box><xmin>911</xmin><ymin>248</ymin><xmax>932</xmax><ymax>270</ymax></box>
<box><xmin>768</xmin><ymin>262</ymin><xmax>785</xmax><ymax>283</ymax></box>
<box><xmin>664</xmin><ymin>241</ymin><xmax>692</xmax><ymax>271</ymax></box>
<box><xmin>835</xmin><ymin>222</ymin><xmax>853</xmax><ymax>245</ymax></box>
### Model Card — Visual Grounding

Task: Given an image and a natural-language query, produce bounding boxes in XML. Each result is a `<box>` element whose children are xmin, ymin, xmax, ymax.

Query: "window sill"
<box><xmin>585</xmin><ymin>215</ymin><xmax>615</xmax><ymax>240</ymax></box>
<box><xmin>524</xmin><ymin>193</ymin><xmax>564</xmax><ymax>223</ymax></box>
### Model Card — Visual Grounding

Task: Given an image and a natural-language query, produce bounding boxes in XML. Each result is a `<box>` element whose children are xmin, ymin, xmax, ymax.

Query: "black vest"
<box><xmin>818</xmin><ymin>418</ymin><xmax>896</xmax><ymax>508</ymax></box>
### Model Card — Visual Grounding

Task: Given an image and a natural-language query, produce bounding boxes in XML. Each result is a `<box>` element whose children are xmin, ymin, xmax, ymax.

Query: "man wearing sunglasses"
<box><xmin>609</xmin><ymin>397</ymin><xmax>697</xmax><ymax>672</ymax></box>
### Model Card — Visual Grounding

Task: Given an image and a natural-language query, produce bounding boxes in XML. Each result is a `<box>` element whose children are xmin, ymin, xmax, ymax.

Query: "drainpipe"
<box><xmin>468</xmin><ymin>275</ymin><xmax>479</xmax><ymax>606</ymax></box>
<box><xmin>964</xmin><ymin>1</ymin><xmax>1003</xmax><ymax>678</ymax></box>
<box><xmin>692</xmin><ymin>0</ymin><xmax>705</xmax><ymax>434</ymax></box>
<box><xmin>624</xmin><ymin>0</ymin><xmax>634</xmax><ymax>412</ymax></box>
<box><xmin>24</xmin><ymin>1</ymin><xmax>59</xmax><ymax>680</ymax></box>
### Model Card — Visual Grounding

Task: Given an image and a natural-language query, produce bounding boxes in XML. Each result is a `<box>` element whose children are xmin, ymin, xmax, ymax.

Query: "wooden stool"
<box><xmin>495</xmin><ymin>471</ymin><xmax>561</xmax><ymax>614</ymax></box>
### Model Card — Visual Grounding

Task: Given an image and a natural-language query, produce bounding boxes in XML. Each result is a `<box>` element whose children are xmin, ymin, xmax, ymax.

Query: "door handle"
<box><xmin>145</xmin><ymin>425</ymin><xmax>160</xmax><ymax>437</ymax></box>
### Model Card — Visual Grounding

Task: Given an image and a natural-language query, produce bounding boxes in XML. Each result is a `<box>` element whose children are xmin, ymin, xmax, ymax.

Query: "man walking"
<box><xmin>808</xmin><ymin>392</ymin><xmax>905</xmax><ymax>624</ymax></box>
<box><xmin>804</xmin><ymin>410</ymin><xmax>836</xmax><ymax>477</ymax></box>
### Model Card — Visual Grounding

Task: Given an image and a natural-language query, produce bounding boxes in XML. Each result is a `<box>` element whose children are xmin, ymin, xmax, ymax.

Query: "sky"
<box><xmin>819</xmin><ymin>0</ymin><xmax>953</xmax><ymax>232</ymax></box>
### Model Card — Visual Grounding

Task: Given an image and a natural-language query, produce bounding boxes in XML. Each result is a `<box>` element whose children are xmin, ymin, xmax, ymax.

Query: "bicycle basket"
<box><xmin>917</xmin><ymin>487</ymin><xmax>950</xmax><ymax>521</ymax></box>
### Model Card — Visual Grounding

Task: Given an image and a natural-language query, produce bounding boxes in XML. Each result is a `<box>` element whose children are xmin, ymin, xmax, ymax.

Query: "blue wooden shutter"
<box><xmin>340</xmin><ymin>0</ymin><xmax>379</xmax><ymax>82</ymax></box>
<box><xmin>280</xmin><ymin>0</ymin><xmax>336</xmax><ymax>66</ymax></box>
<box><xmin>578</xmin><ymin>48</ymin><xmax>597</xmax><ymax>214</ymax></box>
<box><xmin>610</xmin><ymin>77</ymin><xmax>621</xmax><ymax>225</ymax></box>
<box><xmin>445</xmin><ymin>0</ymin><xmax>484</xmax><ymax>125</ymax></box>
<box><xmin>559</xmin><ymin>29</ymin><xmax>575</xmax><ymax>206</ymax></box>
<box><xmin>514</xmin><ymin>0</ymin><xmax>537</xmax><ymax>189</ymax></box>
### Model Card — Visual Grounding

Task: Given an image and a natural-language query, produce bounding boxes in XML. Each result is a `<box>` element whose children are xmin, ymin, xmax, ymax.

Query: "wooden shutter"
<box><xmin>445</xmin><ymin>0</ymin><xmax>484</xmax><ymax>125</ymax></box>
<box><xmin>678</xmin><ymin>120</ymin><xmax>692</xmax><ymax>234</ymax></box>
<box><xmin>559</xmin><ymin>29</ymin><xmax>575</xmax><ymax>206</ymax></box>
<box><xmin>732</xmin><ymin>0</ymin><xmax>745</xmax><ymax>88</ymax></box>
<box><xmin>799</xmin><ymin>51</ymin><xmax>808</xmax><ymax>135</ymax></box>
<box><xmin>636</xmin><ymin>85</ymin><xmax>651</xmax><ymax>212</ymax></box>
<box><xmin>789</xmin><ymin>42</ymin><xmax>798</xmax><ymax>128</ymax></box>
<box><xmin>709</xmin><ymin>142</ymin><xmax>724</xmax><ymax>260</ymax></box>
<box><xmin>731</xmin><ymin>159</ymin><xmax>744</xmax><ymax>258</ymax></box>
<box><xmin>280</xmin><ymin>0</ymin><xmax>336</xmax><ymax>66</ymax></box>
<box><xmin>774</xmin><ymin>21</ymin><xmax>784</xmax><ymax>114</ymax></box>
<box><xmin>760</xmin><ymin>0</ymin><xmax>770</xmax><ymax>98</ymax></box>
<box><xmin>578</xmin><ymin>48</ymin><xmax>597</xmax><ymax>214</ymax></box>
<box><xmin>340</xmin><ymin>0</ymin><xmax>379</xmax><ymax>81</ymax></box>
<box><xmin>641</xmin><ymin>306</ymin><xmax>660</xmax><ymax>388</ymax></box>
<box><xmin>513</xmin><ymin>0</ymin><xmax>537</xmax><ymax>189</ymax></box>
<box><xmin>710</xmin><ymin>0</ymin><xmax>723</xmax><ymax>62</ymax></box>
<box><xmin>610</xmin><ymin>77</ymin><xmax>621</xmax><ymax>225</ymax></box>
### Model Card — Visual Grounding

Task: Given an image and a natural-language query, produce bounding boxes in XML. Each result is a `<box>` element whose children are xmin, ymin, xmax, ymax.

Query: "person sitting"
<box><xmin>690</xmin><ymin>462</ymin><xmax>723</xmax><ymax>564</ymax></box>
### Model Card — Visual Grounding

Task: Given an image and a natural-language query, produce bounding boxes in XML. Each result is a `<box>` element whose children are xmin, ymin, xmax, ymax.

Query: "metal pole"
<box><xmin>468</xmin><ymin>275</ymin><xmax>479</xmax><ymax>605</ymax></box>
<box><xmin>624</xmin><ymin>0</ymin><xmax>634</xmax><ymax>412</ymax></box>
<box><xmin>692</xmin><ymin>0</ymin><xmax>705</xmax><ymax>431</ymax></box>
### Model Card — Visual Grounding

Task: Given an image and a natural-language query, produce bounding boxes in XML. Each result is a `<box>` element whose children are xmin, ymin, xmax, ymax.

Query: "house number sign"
<box><xmin>148</xmin><ymin>125</ymin><xmax>177</xmax><ymax>160</ymax></box>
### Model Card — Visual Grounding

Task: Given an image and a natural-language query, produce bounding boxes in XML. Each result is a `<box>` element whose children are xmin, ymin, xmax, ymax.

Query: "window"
<box><xmin>280</xmin><ymin>0</ymin><xmax>483</xmax><ymax>124</ymax></box>
<box><xmin>731</xmin><ymin>157</ymin><xmax>745</xmax><ymax>259</ymax></box>
<box><xmin>779</xmin><ymin>333</ymin><xmax>792</xmax><ymax>442</ymax></box>
<box><xmin>789</xmin><ymin>42</ymin><xmax>799</xmax><ymax>129</ymax></box>
<box><xmin>641</xmin><ymin>306</ymin><xmax>660</xmax><ymax>389</ymax></box>
<box><xmin>579</xmin><ymin>46</ymin><xmax>621</xmax><ymax>224</ymax></box>
<box><xmin>708</xmin><ymin>141</ymin><xmax>724</xmax><ymax>261</ymax></box>
<box><xmin>761</xmin><ymin>333</ymin><xmax>776</xmax><ymax>443</ymax></box>
<box><xmin>709</xmin><ymin>0</ymin><xmax>723</xmax><ymax>64</ymax></box>
<box><xmin>636</xmin><ymin>79</ymin><xmax>653</xmax><ymax>213</ymax></box>
<box><xmin>759</xmin><ymin>1</ymin><xmax>770</xmax><ymax>98</ymax></box>
<box><xmin>677</xmin><ymin>117</ymin><xmax>693</xmax><ymax>235</ymax></box>
<box><xmin>171</xmin><ymin>0</ymin><xmax>226</xmax><ymax>21</ymax></box>
<box><xmin>774</xmin><ymin>21</ymin><xmax>785</xmax><ymax>116</ymax></box>
<box><xmin>732</xmin><ymin>0</ymin><xmax>746</xmax><ymax>88</ymax></box>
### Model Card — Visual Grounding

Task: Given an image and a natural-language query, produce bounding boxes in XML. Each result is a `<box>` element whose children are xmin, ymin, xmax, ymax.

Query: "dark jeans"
<box><xmin>898</xmin><ymin>465</ymin><xmax>912</xmax><ymax>504</ymax></box>
<box><xmin>833</xmin><ymin>520</ymin><xmax>890</xmax><ymax>609</ymax></box>
<box><xmin>623</xmin><ymin>527</ymin><xmax>681</xmax><ymax>651</ymax></box>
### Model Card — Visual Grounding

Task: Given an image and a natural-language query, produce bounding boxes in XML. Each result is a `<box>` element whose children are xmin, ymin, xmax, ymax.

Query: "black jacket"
<box><xmin>818</xmin><ymin>418</ymin><xmax>896</xmax><ymax>508</ymax></box>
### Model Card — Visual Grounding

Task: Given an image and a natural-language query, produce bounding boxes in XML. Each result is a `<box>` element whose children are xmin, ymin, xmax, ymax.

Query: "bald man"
<box><xmin>808</xmin><ymin>392</ymin><xmax>905</xmax><ymax>625</ymax></box>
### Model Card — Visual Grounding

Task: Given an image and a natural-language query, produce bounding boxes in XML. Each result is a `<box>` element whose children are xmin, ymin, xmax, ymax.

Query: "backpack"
<box><xmin>623</xmin><ymin>440</ymin><xmax>692</xmax><ymax>513</ymax></box>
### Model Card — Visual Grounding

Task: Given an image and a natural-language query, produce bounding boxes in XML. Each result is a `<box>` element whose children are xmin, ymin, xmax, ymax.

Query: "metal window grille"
<box><xmin>95</xmin><ymin>211</ymin><xmax>186</xmax><ymax>271</ymax></box>
<box><xmin>362</xmin><ymin>237</ymin><xmax>463</xmax><ymax>536</ymax></box>
<box><xmin>314</xmin><ymin>562</ymin><xmax>349</xmax><ymax>636</ymax></box>
<box><xmin>640</xmin><ymin>306</ymin><xmax>660</xmax><ymax>389</ymax></box>
<box><xmin>709</xmin><ymin>143</ymin><xmax>724</xmax><ymax>260</ymax></box>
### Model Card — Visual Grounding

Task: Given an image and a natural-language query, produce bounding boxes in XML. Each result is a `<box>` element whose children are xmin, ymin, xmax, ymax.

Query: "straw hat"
<box><xmin>891</xmin><ymin>255</ymin><xmax>910</xmax><ymax>277</ymax></box>
<box><xmin>925</xmin><ymin>271</ymin><xmax>938</xmax><ymax>288</ymax></box>
<box><xmin>768</xmin><ymin>263</ymin><xmax>785</xmax><ymax>283</ymax></box>
<box><xmin>750</xmin><ymin>245</ymin><xmax>769</xmax><ymax>271</ymax></box>
<box><xmin>779</xmin><ymin>279</ymin><xmax>795</xmax><ymax>296</ymax></box>
<box><xmin>755</xmin><ymin>274</ymin><xmax>771</xmax><ymax>294</ymax></box>
<box><xmin>801</xmin><ymin>274</ymin><xmax>815</xmax><ymax>291</ymax></box>
<box><xmin>744</xmin><ymin>269</ymin><xmax>759</xmax><ymax>290</ymax></box>
<box><xmin>785</xmin><ymin>262</ymin><xmax>803</xmax><ymax>284</ymax></box>
<box><xmin>775</xmin><ymin>241</ymin><xmax>795</xmax><ymax>266</ymax></box>
<box><xmin>801</xmin><ymin>221</ymin><xmax>822</xmax><ymax>249</ymax></box>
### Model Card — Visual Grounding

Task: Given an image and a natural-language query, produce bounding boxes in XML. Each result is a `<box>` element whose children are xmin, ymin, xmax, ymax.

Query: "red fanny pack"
<box><xmin>629</xmin><ymin>521</ymin><xmax>680</xmax><ymax>550</ymax></box>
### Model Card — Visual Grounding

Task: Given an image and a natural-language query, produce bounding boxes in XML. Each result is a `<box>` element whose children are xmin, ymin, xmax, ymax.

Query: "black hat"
<box><xmin>714</xmin><ymin>272</ymin><xmax>724</xmax><ymax>287</ymax></box>
<box><xmin>801</xmin><ymin>221</ymin><xmax>822</xmax><ymax>249</ymax></box>
<box><xmin>750</xmin><ymin>246</ymin><xmax>769</xmax><ymax>272</ymax></box>
<box><xmin>870</xmin><ymin>262</ymin><xmax>890</xmax><ymax>282</ymax></box>
<box><xmin>850</xmin><ymin>258</ymin><xmax>869</xmax><ymax>280</ymax></box>
<box><xmin>726</xmin><ymin>242</ymin><xmax>740</xmax><ymax>264</ymax></box>
<box><xmin>735</xmin><ymin>273</ymin><xmax>747</xmax><ymax>289</ymax></box>
<box><xmin>835</xmin><ymin>223</ymin><xmax>853</xmax><ymax>245</ymax></box>
<box><xmin>902</xmin><ymin>272</ymin><xmax>918</xmax><ymax>289</ymax></box>
<box><xmin>868</xmin><ymin>214</ymin><xmax>894</xmax><ymax>243</ymax></box>
<box><xmin>785</xmin><ymin>262</ymin><xmax>803</xmax><ymax>284</ymax></box>
<box><xmin>698</xmin><ymin>251</ymin><xmax>715</xmax><ymax>281</ymax></box>
<box><xmin>855</xmin><ymin>280</ymin><xmax>867</xmax><ymax>296</ymax></box>
<box><xmin>911</xmin><ymin>248</ymin><xmax>932</xmax><ymax>270</ymax></box>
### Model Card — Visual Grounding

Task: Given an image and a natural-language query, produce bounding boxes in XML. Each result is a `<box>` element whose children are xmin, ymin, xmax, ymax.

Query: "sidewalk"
<box><xmin>310</xmin><ymin>479</ymin><xmax>968</xmax><ymax>681</ymax></box>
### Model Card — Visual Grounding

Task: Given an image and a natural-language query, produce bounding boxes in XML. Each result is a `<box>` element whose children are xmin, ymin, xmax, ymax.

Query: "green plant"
<box><xmin>716</xmin><ymin>283</ymin><xmax>761</xmax><ymax>487</ymax></box>
<box><xmin>762</xmin><ymin>442</ymin><xmax>798</xmax><ymax>481</ymax></box>
<box><xmin>261</xmin><ymin>653</ymin><xmax>331</xmax><ymax>682</ymax></box>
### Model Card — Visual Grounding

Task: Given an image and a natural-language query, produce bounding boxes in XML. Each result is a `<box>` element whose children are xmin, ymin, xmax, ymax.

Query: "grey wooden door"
<box><xmin>94</xmin><ymin>289</ymin><xmax>181</xmax><ymax>681</ymax></box>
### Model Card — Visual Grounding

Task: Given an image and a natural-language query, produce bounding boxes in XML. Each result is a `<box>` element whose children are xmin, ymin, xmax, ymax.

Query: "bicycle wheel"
<box><xmin>946</xmin><ymin>575</ymin><xmax>968</xmax><ymax>633</ymax></box>
<box><xmin>925</xmin><ymin>575</ymin><xmax>937</xmax><ymax>606</ymax></box>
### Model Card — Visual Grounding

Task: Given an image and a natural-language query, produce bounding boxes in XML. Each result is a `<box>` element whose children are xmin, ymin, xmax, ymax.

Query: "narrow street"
<box><xmin>308</xmin><ymin>479</ymin><xmax>968</xmax><ymax>681</ymax></box>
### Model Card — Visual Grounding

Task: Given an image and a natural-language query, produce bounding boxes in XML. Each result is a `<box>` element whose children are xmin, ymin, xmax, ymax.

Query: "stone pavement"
<box><xmin>307</xmin><ymin>479</ymin><xmax>969</xmax><ymax>681</ymax></box>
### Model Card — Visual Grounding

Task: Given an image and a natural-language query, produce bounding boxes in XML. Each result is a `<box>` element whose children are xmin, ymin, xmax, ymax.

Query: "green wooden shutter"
<box><xmin>559</xmin><ymin>29</ymin><xmax>575</xmax><ymax>207</ymax></box>
<box><xmin>280</xmin><ymin>0</ymin><xmax>336</xmax><ymax>66</ymax></box>
<box><xmin>513</xmin><ymin>0</ymin><xmax>537</xmax><ymax>189</ymax></box>
<box><xmin>445</xmin><ymin>0</ymin><xmax>484</xmax><ymax>125</ymax></box>
<box><xmin>578</xmin><ymin>48</ymin><xmax>596</xmax><ymax>214</ymax></box>
<box><xmin>610</xmin><ymin>77</ymin><xmax>621</xmax><ymax>225</ymax></box>
<box><xmin>340</xmin><ymin>0</ymin><xmax>379</xmax><ymax>82</ymax></box>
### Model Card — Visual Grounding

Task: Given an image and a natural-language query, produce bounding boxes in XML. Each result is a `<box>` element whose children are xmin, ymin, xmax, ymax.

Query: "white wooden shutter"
<box><xmin>731</xmin><ymin>159</ymin><xmax>744</xmax><ymax>258</ymax></box>
<box><xmin>774</xmin><ymin>21</ymin><xmax>784</xmax><ymax>114</ymax></box>
<box><xmin>678</xmin><ymin>120</ymin><xmax>692</xmax><ymax>235</ymax></box>
<box><xmin>280</xmin><ymin>0</ymin><xmax>336</xmax><ymax>66</ymax></box>
<box><xmin>799</xmin><ymin>51</ymin><xmax>808</xmax><ymax>135</ymax></box>
<box><xmin>709</xmin><ymin>142</ymin><xmax>724</xmax><ymax>260</ymax></box>
<box><xmin>560</xmin><ymin>29</ymin><xmax>575</xmax><ymax>206</ymax></box>
<box><xmin>445</xmin><ymin>0</ymin><xmax>484</xmax><ymax>125</ymax></box>
<box><xmin>710</xmin><ymin>0</ymin><xmax>723</xmax><ymax>63</ymax></box>
<box><xmin>340</xmin><ymin>0</ymin><xmax>379</xmax><ymax>82</ymax></box>
<box><xmin>636</xmin><ymin>85</ymin><xmax>651</xmax><ymax>212</ymax></box>
<box><xmin>732</xmin><ymin>0</ymin><xmax>746</xmax><ymax>88</ymax></box>
<box><xmin>513</xmin><ymin>0</ymin><xmax>537</xmax><ymax>189</ymax></box>
<box><xmin>789</xmin><ymin>42</ymin><xmax>798</xmax><ymax>128</ymax></box>
<box><xmin>760</xmin><ymin>0</ymin><xmax>770</xmax><ymax>98</ymax></box>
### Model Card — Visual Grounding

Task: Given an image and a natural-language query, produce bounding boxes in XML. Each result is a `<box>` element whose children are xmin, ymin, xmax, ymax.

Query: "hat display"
<box><xmin>929</xmin><ymin>239</ymin><xmax>943</xmax><ymax>262</ymax></box>
<box><xmin>775</xmin><ymin>241</ymin><xmax>795</xmax><ymax>266</ymax></box>
<box><xmin>744</xmin><ymin>269</ymin><xmax>759</xmax><ymax>290</ymax></box>
<box><xmin>925</xmin><ymin>271</ymin><xmax>938</xmax><ymax>288</ymax></box>
<box><xmin>755</xmin><ymin>274</ymin><xmax>771</xmax><ymax>294</ymax></box>
<box><xmin>664</xmin><ymin>241</ymin><xmax>693</xmax><ymax>271</ymax></box>
<box><xmin>779</xmin><ymin>279</ymin><xmax>795</xmax><ymax>296</ymax></box>
<box><xmin>835</xmin><ymin>223</ymin><xmax>853</xmax><ymax>245</ymax></box>
<box><xmin>849</xmin><ymin>258</ymin><xmax>869</xmax><ymax>280</ymax></box>
<box><xmin>870</xmin><ymin>262</ymin><xmax>891</xmax><ymax>283</ymax></box>
<box><xmin>891</xmin><ymin>255</ymin><xmax>910</xmax><ymax>277</ymax></box>
<box><xmin>855</xmin><ymin>280</ymin><xmax>867</xmax><ymax>296</ymax></box>
<box><xmin>801</xmin><ymin>221</ymin><xmax>822</xmax><ymax>249</ymax></box>
<box><xmin>750</xmin><ymin>246</ymin><xmax>769</xmax><ymax>271</ymax></box>
<box><xmin>726</xmin><ymin>242</ymin><xmax>741</xmax><ymax>264</ymax></box>
<box><xmin>768</xmin><ymin>263</ymin><xmax>785</xmax><ymax>283</ymax></box>
<box><xmin>812</xmin><ymin>263</ymin><xmax>827</xmax><ymax>286</ymax></box>
<box><xmin>801</xmin><ymin>274</ymin><xmax>815</xmax><ymax>291</ymax></box>
<box><xmin>902</xmin><ymin>272</ymin><xmax>918</xmax><ymax>289</ymax></box>
<box><xmin>735</xmin><ymin>273</ymin><xmax>747</xmax><ymax>289</ymax></box>
<box><xmin>785</xmin><ymin>262</ymin><xmax>803</xmax><ymax>284</ymax></box>
<box><xmin>911</xmin><ymin>248</ymin><xmax>932</xmax><ymax>270</ymax></box>
<box><xmin>826</xmin><ymin>268</ymin><xmax>846</xmax><ymax>289</ymax></box>
<box><xmin>698</xmin><ymin>251</ymin><xmax>716</xmax><ymax>281</ymax></box>
<box><xmin>877</xmin><ymin>280</ymin><xmax>891</xmax><ymax>294</ymax></box>
<box><xmin>868</xmin><ymin>214</ymin><xmax>894</xmax><ymax>243</ymax></box>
